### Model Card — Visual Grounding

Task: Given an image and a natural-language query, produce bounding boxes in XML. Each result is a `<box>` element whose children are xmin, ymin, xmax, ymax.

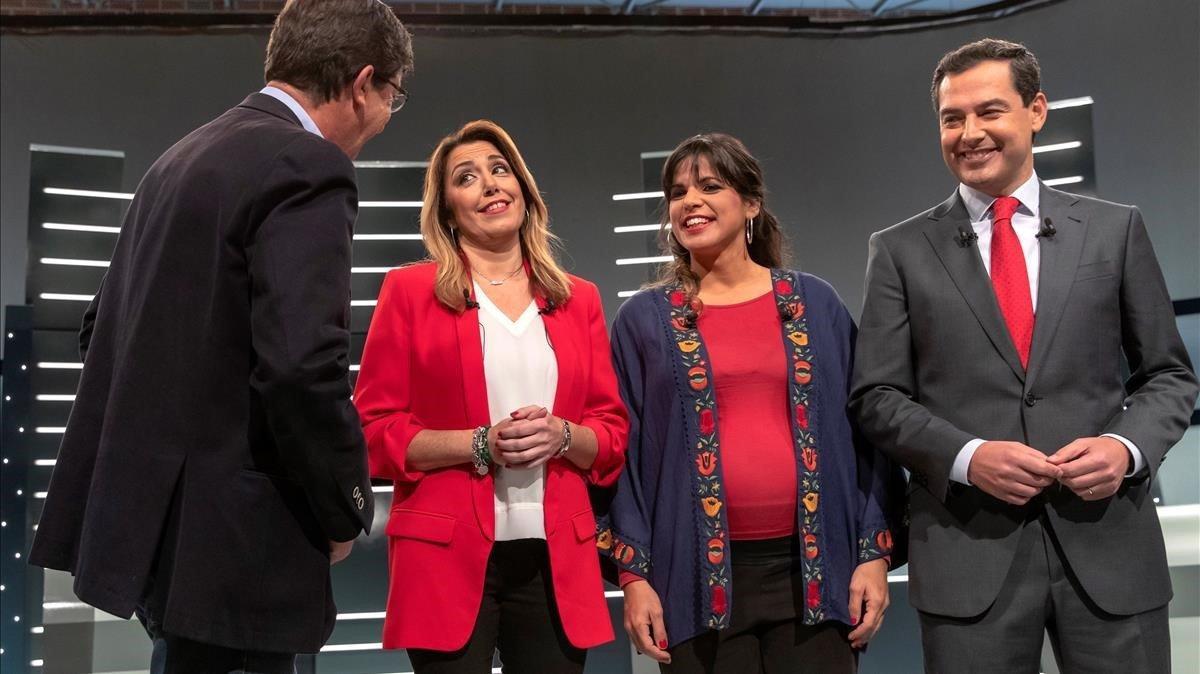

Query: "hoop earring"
<box><xmin>746</xmin><ymin>217</ymin><xmax>755</xmax><ymax>245</ymax></box>
<box><xmin>666</xmin><ymin>227</ymin><xmax>673</xmax><ymax>245</ymax></box>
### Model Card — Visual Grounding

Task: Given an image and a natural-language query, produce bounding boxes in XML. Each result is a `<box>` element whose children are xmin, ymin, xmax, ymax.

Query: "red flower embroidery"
<box><xmin>669</xmin><ymin>290</ymin><xmax>687</xmax><ymax>307</ymax></box>
<box><xmin>876</xmin><ymin>530</ymin><xmax>893</xmax><ymax>553</ymax></box>
<box><xmin>699</xmin><ymin>408</ymin><xmax>715</xmax><ymax>435</ymax></box>
<box><xmin>795</xmin><ymin>403</ymin><xmax>809</xmax><ymax>430</ymax></box>
<box><xmin>712</xmin><ymin>585</ymin><xmax>728</xmax><ymax>615</ymax></box>
<box><xmin>695</xmin><ymin>451</ymin><xmax>718</xmax><ymax>476</ymax></box>
<box><xmin>806</xmin><ymin>580</ymin><xmax>821</xmax><ymax>609</ymax></box>
<box><xmin>801</xmin><ymin>446</ymin><xmax>818</xmax><ymax>471</ymax></box>
<box><xmin>774</xmin><ymin>279</ymin><xmax>793</xmax><ymax>295</ymax></box>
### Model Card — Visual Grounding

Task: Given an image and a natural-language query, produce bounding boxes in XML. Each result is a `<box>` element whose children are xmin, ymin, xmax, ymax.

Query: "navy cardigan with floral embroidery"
<box><xmin>598</xmin><ymin>269</ymin><xmax>907</xmax><ymax>647</ymax></box>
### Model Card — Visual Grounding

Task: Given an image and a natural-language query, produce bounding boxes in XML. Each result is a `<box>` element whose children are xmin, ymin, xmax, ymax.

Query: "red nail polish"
<box><xmin>659</xmin><ymin>640</ymin><xmax>668</xmax><ymax>650</ymax></box>
<box><xmin>851</xmin><ymin>617</ymin><xmax>859</xmax><ymax>626</ymax></box>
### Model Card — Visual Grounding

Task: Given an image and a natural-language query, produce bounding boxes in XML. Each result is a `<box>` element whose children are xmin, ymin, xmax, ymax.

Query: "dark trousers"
<box><xmin>148</xmin><ymin>634</ymin><xmax>297</xmax><ymax>674</ymax></box>
<box><xmin>919</xmin><ymin>515</ymin><xmax>1171</xmax><ymax>674</ymax></box>
<box><xmin>408</xmin><ymin>539</ymin><xmax>587</xmax><ymax>674</ymax></box>
<box><xmin>665</xmin><ymin>537</ymin><xmax>858</xmax><ymax>674</ymax></box>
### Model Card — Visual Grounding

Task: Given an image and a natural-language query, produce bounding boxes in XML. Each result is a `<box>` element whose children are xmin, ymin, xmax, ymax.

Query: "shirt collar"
<box><xmin>958</xmin><ymin>170</ymin><xmax>1041</xmax><ymax>221</ymax></box>
<box><xmin>259</xmin><ymin>86</ymin><xmax>324</xmax><ymax>138</ymax></box>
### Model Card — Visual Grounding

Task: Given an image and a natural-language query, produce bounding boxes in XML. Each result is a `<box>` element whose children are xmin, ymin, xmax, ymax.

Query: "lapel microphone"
<box><xmin>1036</xmin><ymin>217</ymin><xmax>1057</xmax><ymax>239</ymax></box>
<box><xmin>537</xmin><ymin>300</ymin><xmax>556</xmax><ymax>316</ymax></box>
<box><xmin>956</xmin><ymin>226</ymin><xmax>979</xmax><ymax>248</ymax></box>
<box><xmin>462</xmin><ymin>289</ymin><xmax>480</xmax><ymax>310</ymax></box>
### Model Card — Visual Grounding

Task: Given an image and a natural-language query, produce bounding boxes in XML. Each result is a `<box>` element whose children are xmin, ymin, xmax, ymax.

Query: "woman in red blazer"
<box><xmin>354</xmin><ymin>119</ymin><xmax>627</xmax><ymax>673</ymax></box>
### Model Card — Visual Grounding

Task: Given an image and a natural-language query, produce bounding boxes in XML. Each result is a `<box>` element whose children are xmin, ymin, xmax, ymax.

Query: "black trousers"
<box><xmin>665</xmin><ymin>537</ymin><xmax>858</xmax><ymax>674</ymax></box>
<box><xmin>919</xmin><ymin>515</ymin><xmax>1171</xmax><ymax>674</ymax></box>
<box><xmin>408</xmin><ymin>539</ymin><xmax>587</xmax><ymax>674</ymax></box>
<box><xmin>148</xmin><ymin>634</ymin><xmax>297</xmax><ymax>674</ymax></box>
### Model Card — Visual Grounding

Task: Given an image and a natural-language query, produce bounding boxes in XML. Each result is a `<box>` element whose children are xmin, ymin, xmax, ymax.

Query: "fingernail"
<box><xmin>851</xmin><ymin>617</ymin><xmax>859</xmax><ymax>626</ymax></box>
<box><xmin>659</xmin><ymin>640</ymin><xmax>668</xmax><ymax>650</ymax></box>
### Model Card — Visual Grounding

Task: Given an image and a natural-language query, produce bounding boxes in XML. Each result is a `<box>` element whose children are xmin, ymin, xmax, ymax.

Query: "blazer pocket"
<box><xmin>386</xmin><ymin>509</ymin><xmax>456</xmax><ymax>545</ymax></box>
<box><xmin>570</xmin><ymin>508</ymin><xmax>597</xmax><ymax>543</ymax></box>
<box><xmin>1075</xmin><ymin>259</ymin><xmax>1115</xmax><ymax>282</ymax></box>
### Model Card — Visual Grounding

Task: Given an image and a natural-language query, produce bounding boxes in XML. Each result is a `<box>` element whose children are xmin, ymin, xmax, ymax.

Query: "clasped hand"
<box><xmin>968</xmin><ymin>436</ymin><xmax>1131</xmax><ymax>505</ymax></box>
<box><xmin>488</xmin><ymin>405</ymin><xmax>566</xmax><ymax>469</ymax></box>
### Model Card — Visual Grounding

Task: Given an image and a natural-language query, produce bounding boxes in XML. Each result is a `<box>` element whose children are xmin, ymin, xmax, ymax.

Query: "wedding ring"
<box><xmin>1087</xmin><ymin>488</ymin><xmax>1094</xmax><ymax>495</ymax></box>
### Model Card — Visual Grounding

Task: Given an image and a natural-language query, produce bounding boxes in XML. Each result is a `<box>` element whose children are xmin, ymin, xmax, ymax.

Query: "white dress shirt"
<box><xmin>259</xmin><ymin>86</ymin><xmax>324</xmax><ymax>138</ymax></box>
<box><xmin>475</xmin><ymin>283</ymin><xmax>558</xmax><ymax>540</ymax></box>
<box><xmin>949</xmin><ymin>172</ymin><xmax>1145</xmax><ymax>485</ymax></box>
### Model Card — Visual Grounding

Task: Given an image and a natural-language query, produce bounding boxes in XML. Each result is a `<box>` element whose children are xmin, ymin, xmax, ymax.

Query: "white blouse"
<box><xmin>475</xmin><ymin>282</ymin><xmax>558</xmax><ymax>541</ymax></box>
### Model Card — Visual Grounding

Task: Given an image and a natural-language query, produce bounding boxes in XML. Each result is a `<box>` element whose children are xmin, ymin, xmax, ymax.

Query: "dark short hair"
<box><xmin>265</xmin><ymin>0</ymin><xmax>413</xmax><ymax>104</ymax></box>
<box><xmin>931</xmin><ymin>38</ymin><xmax>1041</xmax><ymax>110</ymax></box>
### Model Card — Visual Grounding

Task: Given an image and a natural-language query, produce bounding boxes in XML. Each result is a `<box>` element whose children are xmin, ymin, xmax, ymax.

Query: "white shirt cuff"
<box><xmin>1101</xmin><ymin>433</ymin><xmax>1145</xmax><ymax>477</ymax></box>
<box><xmin>951</xmin><ymin>439</ymin><xmax>987</xmax><ymax>485</ymax></box>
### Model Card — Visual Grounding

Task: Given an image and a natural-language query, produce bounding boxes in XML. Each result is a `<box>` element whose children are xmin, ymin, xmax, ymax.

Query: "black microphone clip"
<box><xmin>463</xmin><ymin>289</ymin><xmax>480</xmax><ymax>310</ymax></box>
<box><xmin>537</xmin><ymin>300</ymin><xmax>556</xmax><ymax>316</ymax></box>
<box><xmin>956</xmin><ymin>226</ymin><xmax>978</xmax><ymax>248</ymax></box>
<box><xmin>1037</xmin><ymin>217</ymin><xmax>1056</xmax><ymax>239</ymax></box>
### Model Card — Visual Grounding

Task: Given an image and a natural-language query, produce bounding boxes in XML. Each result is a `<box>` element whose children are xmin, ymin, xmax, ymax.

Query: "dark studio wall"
<box><xmin>2</xmin><ymin>0</ymin><xmax>1197</xmax><ymax>341</ymax></box>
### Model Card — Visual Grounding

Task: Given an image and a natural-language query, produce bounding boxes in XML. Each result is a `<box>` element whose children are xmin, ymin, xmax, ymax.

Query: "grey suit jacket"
<box><xmin>849</xmin><ymin>184</ymin><xmax>1198</xmax><ymax>618</ymax></box>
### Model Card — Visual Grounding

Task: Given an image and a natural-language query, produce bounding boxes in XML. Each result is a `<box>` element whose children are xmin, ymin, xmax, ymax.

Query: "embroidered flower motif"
<box><xmin>794</xmin><ymin>359</ymin><xmax>812</xmax><ymax>385</ymax></box>
<box><xmin>614</xmin><ymin>542</ymin><xmax>636</xmax><ymax>565</ymax></box>
<box><xmin>696</xmin><ymin>451</ymin><xmax>718</xmax><ymax>476</ymax></box>
<box><xmin>687</xmin><ymin>366</ymin><xmax>708</xmax><ymax>391</ymax></box>
<box><xmin>670</xmin><ymin>290</ymin><xmax>687</xmax><ymax>307</ymax></box>
<box><xmin>596</xmin><ymin>528</ymin><xmax>613</xmax><ymax>551</ymax></box>
<box><xmin>678</xmin><ymin>339</ymin><xmax>700</xmax><ymax>353</ymax></box>
<box><xmin>806</xmin><ymin>580</ymin><xmax>821</xmax><ymax>609</ymax></box>
<box><xmin>804</xmin><ymin>533</ymin><xmax>819</xmax><ymax>560</ymax></box>
<box><xmin>712</xmin><ymin>585</ymin><xmax>728</xmax><ymax>615</ymax></box>
<box><xmin>707</xmin><ymin>537</ymin><xmax>725</xmax><ymax>564</ymax></box>
<box><xmin>701</xmin><ymin>496</ymin><xmax>723</xmax><ymax>517</ymax></box>
<box><xmin>801</xmin><ymin>446</ymin><xmax>818</xmax><ymax>472</ymax></box>
<box><xmin>698</xmin><ymin>408</ymin><xmax>715</xmax><ymax>436</ymax></box>
<box><xmin>795</xmin><ymin>403</ymin><xmax>810</xmax><ymax>430</ymax></box>
<box><xmin>774</xmin><ymin>279</ymin><xmax>794</xmax><ymax>295</ymax></box>
<box><xmin>788</xmin><ymin>330</ymin><xmax>809</xmax><ymax>347</ymax></box>
<box><xmin>877</xmin><ymin>530</ymin><xmax>893</xmax><ymax>552</ymax></box>
<box><xmin>803</xmin><ymin>492</ymin><xmax>819</xmax><ymax>513</ymax></box>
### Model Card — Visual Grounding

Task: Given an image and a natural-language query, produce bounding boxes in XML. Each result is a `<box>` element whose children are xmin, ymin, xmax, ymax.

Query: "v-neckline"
<box><xmin>474</xmin><ymin>282</ymin><xmax>539</xmax><ymax>336</ymax></box>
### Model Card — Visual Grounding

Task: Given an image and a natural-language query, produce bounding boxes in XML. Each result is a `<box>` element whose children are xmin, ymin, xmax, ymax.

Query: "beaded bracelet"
<box><xmin>471</xmin><ymin>425</ymin><xmax>492</xmax><ymax>475</ymax></box>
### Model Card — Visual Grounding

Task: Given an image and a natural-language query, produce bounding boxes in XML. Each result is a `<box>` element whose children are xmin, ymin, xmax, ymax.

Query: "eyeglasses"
<box><xmin>379</xmin><ymin>77</ymin><xmax>408</xmax><ymax>113</ymax></box>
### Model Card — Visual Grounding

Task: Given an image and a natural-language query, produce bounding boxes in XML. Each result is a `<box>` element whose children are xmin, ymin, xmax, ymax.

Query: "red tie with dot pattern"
<box><xmin>990</xmin><ymin>196</ymin><xmax>1034</xmax><ymax>369</ymax></box>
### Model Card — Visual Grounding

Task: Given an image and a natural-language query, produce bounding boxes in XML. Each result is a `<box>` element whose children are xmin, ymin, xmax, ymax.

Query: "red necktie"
<box><xmin>989</xmin><ymin>196</ymin><xmax>1034</xmax><ymax>369</ymax></box>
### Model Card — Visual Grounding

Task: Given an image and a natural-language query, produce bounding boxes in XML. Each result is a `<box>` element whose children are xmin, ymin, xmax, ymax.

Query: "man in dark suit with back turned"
<box><xmin>850</xmin><ymin>39</ymin><xmax>1197</xmax><ymax>673</ymax></box>
<box><xmin>29</xmin><ymin>1</ymin><xmax>413</xmax><ymax>670</ymax></box>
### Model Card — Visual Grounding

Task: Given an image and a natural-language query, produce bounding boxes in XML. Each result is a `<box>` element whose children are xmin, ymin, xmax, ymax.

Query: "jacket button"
<box><xmin>1024</xmin><ymin>393</ymin><xmax>1038</xmax><ymax>407</ymax></box>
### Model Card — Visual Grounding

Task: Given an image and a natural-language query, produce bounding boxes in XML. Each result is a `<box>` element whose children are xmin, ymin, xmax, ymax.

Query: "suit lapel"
<box><xmin>1025</xmin><ymin>186</ymin><xmax>1086</xmax><ymax>388</ymax></box>
<box><xmin>923</xmin><ymin>191</ymin><xmax>1027</xmax><ymax>382</ymax></box>
<box><xmin>455</xmin><ymin>288</ymin><xmax>496</xmax><ymax>541</ymax></box>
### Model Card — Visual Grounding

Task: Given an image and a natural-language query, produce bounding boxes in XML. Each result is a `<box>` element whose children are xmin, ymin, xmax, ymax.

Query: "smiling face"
<box><xmin>442</xmin><ymin>140</ymin><xmax>526</xmax><ymax>247</ymax></box>
<box><xmin>937</xmin><ymin>59</ymin><xmax>1047</xmax><ymax>197</ymax></box>
<box><xmin>667</xmin><ymin>156</ymin><xmax>760</xmax><ymax>261</ymax></box>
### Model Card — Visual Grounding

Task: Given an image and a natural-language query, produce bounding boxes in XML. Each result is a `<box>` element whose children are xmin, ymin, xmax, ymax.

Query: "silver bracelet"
<box><xmin>471</xmin><ymin>425</ymin><xmax>492</xmax><ymax>475</ymax></box>
<box><xmin>556</xmin><ymin>418</ymin><xmax>572</xmax><ymax>458</ymax></box>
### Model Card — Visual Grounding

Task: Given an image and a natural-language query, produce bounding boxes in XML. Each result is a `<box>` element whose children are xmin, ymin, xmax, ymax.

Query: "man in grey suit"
<box><xmin>849</xmin><ymin>38</ymin><xmax>1197</xmax><ymax>673</ymax></box>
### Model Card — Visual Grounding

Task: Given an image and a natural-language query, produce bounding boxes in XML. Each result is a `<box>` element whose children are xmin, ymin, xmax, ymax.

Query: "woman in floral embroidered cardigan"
<box><xmin>600</xmin><ymin>133</ymin><xmax>907</xmax><ymax>673</ymax></box>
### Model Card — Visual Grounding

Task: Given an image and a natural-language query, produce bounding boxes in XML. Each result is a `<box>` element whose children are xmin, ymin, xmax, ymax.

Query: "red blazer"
<box><xmin>354</xmin><ymin>262</ymin><xmax>628</xmax><ymax>652</ymax></box>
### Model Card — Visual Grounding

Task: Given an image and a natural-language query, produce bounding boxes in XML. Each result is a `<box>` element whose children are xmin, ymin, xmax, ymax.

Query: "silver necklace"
<box><xmin>475</xmin><ymin>266</ymin><xmax>523</xmax><ymax>286</ymax></box>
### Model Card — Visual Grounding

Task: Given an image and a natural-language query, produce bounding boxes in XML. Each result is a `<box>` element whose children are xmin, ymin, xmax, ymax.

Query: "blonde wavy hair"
<box><xmin>419</xmin><ymin>119</ymin><xmax>572</xmax><ymax>311</ymax></box>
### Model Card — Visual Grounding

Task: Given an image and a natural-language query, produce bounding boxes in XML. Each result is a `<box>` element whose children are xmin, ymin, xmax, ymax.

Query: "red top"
<box><xmin>620</xmin><ymin>290</ymin><xmax>798</xmax><ymax>587</ymax></box>
<box><xmin>699</xmin><ymin>291</ymin><xmax>798</xmax><ymax>540</ymax></box>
